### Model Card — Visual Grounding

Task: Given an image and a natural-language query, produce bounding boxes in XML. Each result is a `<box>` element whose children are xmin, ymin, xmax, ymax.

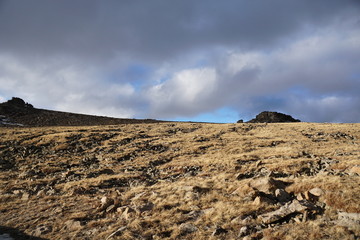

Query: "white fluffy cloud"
<box><xmin>147</xmin><ymin>68</ymin><xmax>217</xmax><ymax>117</ymax></box>
<box><xmin>0</xmin><ymin>54</ymin><xmax>137</xmax><ymax>118</ymax></box>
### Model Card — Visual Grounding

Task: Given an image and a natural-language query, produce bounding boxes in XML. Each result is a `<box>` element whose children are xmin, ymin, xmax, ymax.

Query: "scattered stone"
<box><xmin>336</xmin><ymin>212</ymin><xmax>360</xmax><ymax>228</ymax></box>
<box><xmin>12</xmin><ymin>190</ymin><xmax>21</xmax><ymax>195</ymax></box>
<box><xmin>101</xmin><ymin>196</ymin><xmax>110</xmax><ymax>204</ymax></box>
<box><xmin>21</xmin><ymin>192</ymin><xmax>29</xmax><ymax>201</ymax></box>
<box><xmin>99</xmin><ymin>196</ymin><xmax>114</xmax><ymax>211</ymax></box>
<box><xmin>253</xmin><ymin>196</ymin><xmax>276</xmax><ymax>206</ymax></box>
<box><xmin>118</xmin><ymin>206</ymin><xmax>135</xmax><ymax>220</ymax></box>
<box><xmin>212</xmin><ymin>227</ymin><xmax>228</xmax><ymax>236</ymax></box>
<box><xmin>255</xmin><ymin>161</ymin><xmax>263</xmax><ymax>168</ymax></box>
<box><xmin>34</xmin><ymin>225</ymin><xmax>52</xmax><ymax>236</ymax></box>
<box><xmin>293</xmin><ymin>216</ymin><xmax>302</xmax><ymax>223</ymax></box>
<box><xmin>64</xmin><ymin>220</ymin><xmax>82</xmax><ymax>231</ymax></box>
<box><xmin>248</xmin><ymin>177</ymin><xmax>288</xmax><ymax>194</ymax></box>
<box><xmin>231</xmin><ymin>215</ymin><xmax>254</xmax><ymax>225</ymax></box>
<box><xmin>304</xmin><ymin>191</ymin><xmax>315</xmax><ymax>201</ymax></box>
<box><xmin>106</xmin><ymin>204</ymin><xmax>116</xmax><ymax>213</ymax></box>
<box><xmin>309</xmin><ymin>188</ymin><xmax>324</xmax><ymax>197</ymax></box>
<box><xmin>275</xmin><ymin>188</ymin><xmax>292</xmax><ymax>203</ymax></box>
<box><xmin>239</xmin><ymin>226</ymin><xmax>251</xmax><ymax>237</ymax></box>
<box><xmin>296</xmin><ymin>193</ymin><xmax>305</xmax><ymax>201</ymax></box>
<box><xmin>179</xmin><ymin>223</ymin><xmax>198</xmax><ymax>235</ymax></box>
<box><xmin>202</xmin><ymin>208</ymin><xmax>215</xmax><ymax>215</ymax></box>
<box><xmin>258</xmin><ymin>200</ymin><xmax>320</xmax><ymax>224</ymax></box>
<box><xmin>302</xmin><ymin>211</ymin><xmax>308</xmax><ymax>222</ymax></box>
<box><xmin>184</xmin><ymin>210</ymin><xmax>204</xmax><ymax>221</ymax></box>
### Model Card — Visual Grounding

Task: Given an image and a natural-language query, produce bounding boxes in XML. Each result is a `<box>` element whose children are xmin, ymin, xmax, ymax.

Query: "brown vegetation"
<box><xmin>0</xmin><ymin>122</ymin><xmax>359</xmax><ymax>239</ymax></box>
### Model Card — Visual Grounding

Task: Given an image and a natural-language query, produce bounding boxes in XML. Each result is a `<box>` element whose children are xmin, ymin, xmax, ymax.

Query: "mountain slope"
<box><xmin>0</xmin><ymin>97</ymin><xmax>162</xmax><ymax>127</ymax></box>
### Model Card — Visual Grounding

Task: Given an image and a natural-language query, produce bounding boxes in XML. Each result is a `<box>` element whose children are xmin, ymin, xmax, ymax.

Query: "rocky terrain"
<box><xmin>246</xmin><ymin>112</ymin><xmax>301</xmax><ymax>123</ymax></box>
<box><xmin>0</xmin><ymin>98</ymin><xmax>162</xmax><ymax>127</ymax></box>
<box><xmin>1</xmin><ymin>122</ymin><xmax>360</xmax><ymax>239</ymax></box>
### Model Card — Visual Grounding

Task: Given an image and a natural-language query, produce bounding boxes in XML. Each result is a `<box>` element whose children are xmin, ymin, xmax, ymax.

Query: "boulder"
<box><xmin>248</xmin><ymin>177</ymin><xmax>288</xmax><ymax>194</ymax></box>
<box><xmin>179</xmin><ymin>223</ymin><xmax>198</xmax><ymax>235</ymax></box>
<box><xmin>247</xmin><ymin>111</ymin><xmax>301</xmax><ymax>123</ymax></box>
<box><xmin>275</xmin><ymin>188</ymin><xmax>292</xmax><ymax>203</ymax></box>
<box><xmin>309</xmin><ymin>188</ymin><xmax>324</xmax><ymax>197</ymax></box>
<box><xmin>258</xmin><ymin>200</ymin><xmax>319</xmax><ymax>224</ymax></box>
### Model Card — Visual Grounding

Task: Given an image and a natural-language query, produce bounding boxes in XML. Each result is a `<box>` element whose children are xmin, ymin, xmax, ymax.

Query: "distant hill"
<box><xmin>0</xmin><ymin>97</ymin><xmax>162</xmax><ymax>127</ymax></box>
<box><xmin>246</xmin><ymin>111</ymin><xmax>301</xmax><ymax>123</ymax></box>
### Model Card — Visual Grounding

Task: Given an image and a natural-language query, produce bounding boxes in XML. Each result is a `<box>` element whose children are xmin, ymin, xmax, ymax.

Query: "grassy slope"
<box><xmin>0</xmin><ymin>122</ymin><xmax>359</xmax><ymax>239</ymax></box>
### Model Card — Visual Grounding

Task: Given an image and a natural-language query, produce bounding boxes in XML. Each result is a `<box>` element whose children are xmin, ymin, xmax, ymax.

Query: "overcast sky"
<box><xmin>1</xmin><ymin>0</ymin><xmax>360</xmax><ymax>123</ymax></box>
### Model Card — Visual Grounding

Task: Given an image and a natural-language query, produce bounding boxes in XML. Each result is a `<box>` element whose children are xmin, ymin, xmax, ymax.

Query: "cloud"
<box><xmin>0</xmin><ymin>54</ymin><xmax>138</xmax><ymax>118</ymax></box>
<box><xmin>1</xmin><ymin>0</ymin><xmax>358</xmax><ymax>61</ymax></box>
<box><xmin>145</xmin><ymin>19</ymin><xmax>360</xmax><ymax>122</ymax></box>
<box><xmin>147</xmin><ymin>67</ymin><xmax>218</xmax><ymax>117</ymax></box>
<box><xmin>0</xmin><ymin>1</ymin><xmax>359</xmax><ymax>122</ymax></box>
<box><xmin>289</xmin><ymin>96</ymin><xmax>360</xmax><ymax>123</ymax></box>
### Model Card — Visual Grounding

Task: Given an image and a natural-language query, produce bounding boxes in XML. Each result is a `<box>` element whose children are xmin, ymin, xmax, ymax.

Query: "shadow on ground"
<box><xmin>0</xmin><ymin>226</ymin><xmax>47</xmax><ymax>240</ymax></box>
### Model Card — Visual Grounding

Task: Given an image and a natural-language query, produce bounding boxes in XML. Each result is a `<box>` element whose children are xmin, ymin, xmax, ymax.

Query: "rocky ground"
<box><xmin>0</xmin><ymin>122</ymin><xmax>360</xmax><ymax>239</ymax></box>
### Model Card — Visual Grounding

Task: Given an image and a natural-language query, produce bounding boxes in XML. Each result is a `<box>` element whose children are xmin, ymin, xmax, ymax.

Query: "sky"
<box><xmin>0</xmin><ymin>0</ymin><xmax>360</xmax><ymax>123</ymax></box>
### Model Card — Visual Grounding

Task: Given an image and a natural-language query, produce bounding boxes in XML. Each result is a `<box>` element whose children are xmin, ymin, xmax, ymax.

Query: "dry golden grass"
<box><xmin>0</xmin><ymin>122</ymin><xmax>359</xmax><ymax>239</ymax></box>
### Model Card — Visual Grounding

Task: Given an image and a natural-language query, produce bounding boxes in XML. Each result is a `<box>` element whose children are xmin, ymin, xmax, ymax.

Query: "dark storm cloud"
<box><xmin>1</xmin><ymin>0</ymin><xmax>358</xmax><ymax>60</ymax></box>
<box><xmin>0</xmin><ymin>0</ymin><xmax>359</xmax><ymax>122</ymax></box>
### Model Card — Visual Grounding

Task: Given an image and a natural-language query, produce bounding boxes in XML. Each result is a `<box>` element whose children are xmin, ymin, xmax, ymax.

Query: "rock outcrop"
<box><xmin>247</xmin><ymin>111</ymin><xmax>301</xmax><ymax>123</ymax></box>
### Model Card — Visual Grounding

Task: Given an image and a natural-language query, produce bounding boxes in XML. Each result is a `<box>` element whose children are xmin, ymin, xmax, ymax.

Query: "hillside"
<box><xmin>0</xmin><ymin>98</ymin><xmax>162</xmax><ymax>127</ymax></box>
<box><xmin>0</xmin><ymin>122</ymin><xmax>359</xmax><ymax>239</ymax></box>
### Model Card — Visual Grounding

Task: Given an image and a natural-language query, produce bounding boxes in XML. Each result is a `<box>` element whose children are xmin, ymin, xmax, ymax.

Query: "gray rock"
<box><xmin>34</xmin><ymin>225</ymin><xmax>52</xmax><ymax>236</ymax></box>
<box><xmin>21</xmin><ymin>192</ymin><xmax>30</xmax><ymax>201</ymax></box>
<box><xmin>179</xmin><ymin>223</ymin><xmax>198</xmax><ymax>235</ymax></box>
<box><xmin>253</xmin><ymin>196</ymin><xmax>276</xmax><ymax>205</ymax></box>
<box><xmin>336</xmin><ymin>212</ymin><xmax>360</xmax><ymax>227</ymax></box>
<box><xmin>309</xmin><ymin>188</ymin><xmax>324</xmax><ymax>197</ymax></box>
<box><xmin>248</xmin><ymin>177</ymin><xmax>288</xmax><ymax>194</ymax></box>
<box><xmin>258</xmin><ymin>200</ymin><xmax>319</xmax><ymax>224</ymax></box>
<box><xmin>275</xmin><ymin>188</ymin><xmax>292</xmax><ymax>203</ymax></box>
<box><xmin>99</xmin><ymin>196</ymin><xmax>114</xmax><ymax>211</ymax></box>
<box><xmin>184</xmin><ymin>210</ymin><xmax>204</xmax><ymax>221</ymax></box>
<box><xmin>64</xmin><ymin>220</ymin><xmax>82</xmax><ymax>231</ymax></box>
<box><xmin>239</xmin><ymin>226</ymin><xmax>251</xmax><ymax>237</ymax></box>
